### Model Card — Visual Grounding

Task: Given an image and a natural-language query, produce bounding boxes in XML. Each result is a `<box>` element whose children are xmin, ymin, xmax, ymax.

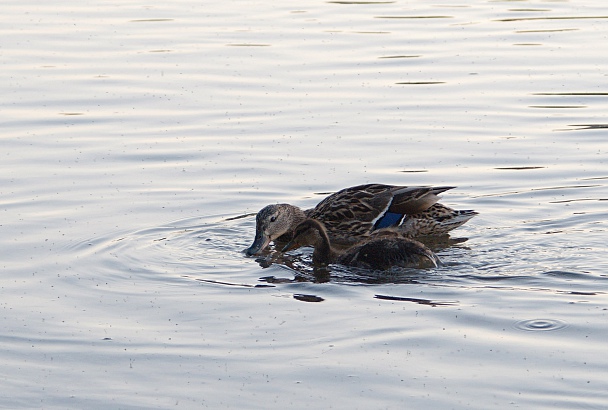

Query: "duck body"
<box><xmin>246</xmin><ymin>183</ymin><xmax>476</xmax><ymax>256</ymax></box>
<box><xmin>283</xmin><ymin>219</ymin><xmax>440</xmax><ymax>270</ymax></box>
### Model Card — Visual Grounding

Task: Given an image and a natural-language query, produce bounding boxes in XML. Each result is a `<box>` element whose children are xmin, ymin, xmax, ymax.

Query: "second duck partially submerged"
<box><xmin>282</xmin><ymin>219</ymin><xmax>440</xmax><ymax>270</ymax></box>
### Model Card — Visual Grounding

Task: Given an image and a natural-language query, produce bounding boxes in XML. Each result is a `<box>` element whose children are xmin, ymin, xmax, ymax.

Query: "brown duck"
<box><xmin>246</xmin><ymin>183</ymin><xmax>476</xmax><ymax>255</ymax></box>
<box><xmin>282</xmin><ymin>219</ymin><xmax>441</xmax><ymax>270</ymax></box>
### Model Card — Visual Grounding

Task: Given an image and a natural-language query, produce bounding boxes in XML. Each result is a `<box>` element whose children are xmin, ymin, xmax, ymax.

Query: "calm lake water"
<box><xmin>2</xmin><ymin>0</ymin><xmax>607</xmax><ymax>408</ymax></box>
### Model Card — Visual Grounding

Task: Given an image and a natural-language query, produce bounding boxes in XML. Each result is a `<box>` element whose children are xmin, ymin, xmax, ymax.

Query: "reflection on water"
<box><xmin>569</xmin><ymin>123</ymin><xmax>608</xmax><ymax>130</ymax></box>
<box><xmin>293</xmin><ymin>293</ymin><xmax>325</xmax><ymax>302</ymax></box>
<box><xmin>2</xmin><ymin>0</ymin><xmax>608</xmax><ymax>408</ymax></box>
<box><xmin>374</xmin><ymin>294</ymin><xmax>459</xmax><ymax>306</ymax></box>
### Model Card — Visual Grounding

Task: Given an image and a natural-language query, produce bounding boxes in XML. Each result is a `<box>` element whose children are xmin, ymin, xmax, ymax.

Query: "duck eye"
<box><xmin>270</xmin><ymin>216</ymin><xmax>277</xmax><ymax>223</ymax></box>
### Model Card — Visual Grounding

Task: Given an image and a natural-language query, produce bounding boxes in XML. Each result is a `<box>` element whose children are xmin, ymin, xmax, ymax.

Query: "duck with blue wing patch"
<box><xmin>246</xmin><ymin>183</ymin><xmax>477</xmax><ymax>256</ymax></box>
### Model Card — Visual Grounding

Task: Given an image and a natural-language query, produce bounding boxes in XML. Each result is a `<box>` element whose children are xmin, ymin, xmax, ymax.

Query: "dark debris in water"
<box><xmin>374</xmin><ymin>294</ymin><xmax>458</xmax><ymax>306</ymax></box>
<box><xmin>293</xmin><ymin>294</ymin><xmax>325</xmax><ymax>303</ymax></box>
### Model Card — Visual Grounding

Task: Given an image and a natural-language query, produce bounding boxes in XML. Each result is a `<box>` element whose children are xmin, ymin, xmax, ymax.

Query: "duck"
<box><xmin>246</xmin><ymin>183</ymin><xmax>476</xmax><ymax>256</ymax></box>
<box><xmin>282</xmin><ymin>219</ymin><xmax>440</xmax><ymax>270</ymax></box>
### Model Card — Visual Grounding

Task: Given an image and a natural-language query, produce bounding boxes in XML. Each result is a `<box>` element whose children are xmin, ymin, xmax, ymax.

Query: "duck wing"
<box><xmin>388</xmin><ymin>186</ymin><xmax>453</xmax><ymax>214</ymax></box>
<box><xmin>306</xmin><ymin>184</ymin><xmax>396</xmax><ymax>236</ymax></box>
<box><xmin>306</xmin><ymin>184</ymin><xmax>454</xmax><ymax>236</ymax></box>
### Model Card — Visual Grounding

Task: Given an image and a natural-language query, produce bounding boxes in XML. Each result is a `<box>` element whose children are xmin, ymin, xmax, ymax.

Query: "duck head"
<box><xmin>246</xmin><ymin>204</ymin><xmax>305</xmax><ymax>255</ymax></box>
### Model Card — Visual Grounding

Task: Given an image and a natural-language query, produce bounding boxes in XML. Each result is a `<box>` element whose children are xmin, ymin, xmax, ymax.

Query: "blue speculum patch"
<box><xmin>374</xmin><ymin>212</ymin><xmax>405</xmax><ymax>229</ymax></box>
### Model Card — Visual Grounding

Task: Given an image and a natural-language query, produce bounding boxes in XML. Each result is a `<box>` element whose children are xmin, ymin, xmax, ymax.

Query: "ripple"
<box><xmin>65</xmin><ymin>214</ymin><xmax>260</xmax><ymax>288</ymax></box>
<box><xmin>514</xmin><ymin>318</ymin><xmax>568</xmax><ymax>332</ymax></box>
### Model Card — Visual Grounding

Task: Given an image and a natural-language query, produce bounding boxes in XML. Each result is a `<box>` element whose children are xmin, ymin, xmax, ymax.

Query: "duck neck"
<box><xmin>310</xmin><ymin>221</ymin><xmax>339</xmax><ymax>266</ymax></box>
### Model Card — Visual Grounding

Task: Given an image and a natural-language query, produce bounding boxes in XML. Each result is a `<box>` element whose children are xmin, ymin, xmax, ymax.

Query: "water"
<box><xmin>2</xmin><ymin>0</ymin><xmax>607</xmax><ymax>408</ymax></box>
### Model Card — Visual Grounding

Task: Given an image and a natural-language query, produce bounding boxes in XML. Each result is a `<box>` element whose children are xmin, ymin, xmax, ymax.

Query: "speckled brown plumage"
<box><xmin>246</xmin><ymin>183</ymin><xmax>477</xmax><ymax>256</ymax></box>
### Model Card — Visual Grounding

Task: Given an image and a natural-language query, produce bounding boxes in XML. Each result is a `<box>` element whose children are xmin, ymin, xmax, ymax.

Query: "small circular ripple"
<box><xmin>514</xmin><ymin>318</ymin><xmax>568</xmax><ymax>332</ymax></box>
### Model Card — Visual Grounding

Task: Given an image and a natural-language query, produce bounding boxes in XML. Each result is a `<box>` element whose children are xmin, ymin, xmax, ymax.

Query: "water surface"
<box><xmin>2</xmin><ymin>0</ymin><xmax>607</xmax><ymax>408</ymax></box>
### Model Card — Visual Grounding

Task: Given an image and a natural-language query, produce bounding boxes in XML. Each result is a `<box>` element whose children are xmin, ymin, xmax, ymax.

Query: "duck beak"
<box><xmin>245</xmin><ymin>231</ymin><xmax>271</xmax><ymax>256</ymax></box>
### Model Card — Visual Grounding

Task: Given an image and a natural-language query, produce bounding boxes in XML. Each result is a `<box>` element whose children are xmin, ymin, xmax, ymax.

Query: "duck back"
<box><xmin>339</xmin><ymin>237</ymin><xmax>439</xmax><ymax>270</ymax></box>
